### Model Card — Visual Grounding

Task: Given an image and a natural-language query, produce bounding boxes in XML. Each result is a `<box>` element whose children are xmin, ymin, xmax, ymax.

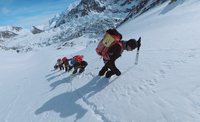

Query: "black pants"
<box><xmin>59</xmin><ymin>64</ymin><xmax>64</xmax><ymax>70</ymax></box>
<box><xmin>63</xmin><ymin>63</ymin><xmax>70</xmax><ymax>72</ymax></box>
<box><xmin>73</xmin><ymin>61</ymin><xmax>88</xmax><ymax>73</ymax></box>
<box><xmin>99</xmin><ymin>61</ymin><xmax>115</xmax><ymax>76</ymax></box>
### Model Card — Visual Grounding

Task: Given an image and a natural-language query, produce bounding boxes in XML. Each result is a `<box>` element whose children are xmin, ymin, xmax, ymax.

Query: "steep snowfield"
<box><xmin>1</xmin><ymin>0</ymin><xmax>200</xmax><ymax>122</ymax></box>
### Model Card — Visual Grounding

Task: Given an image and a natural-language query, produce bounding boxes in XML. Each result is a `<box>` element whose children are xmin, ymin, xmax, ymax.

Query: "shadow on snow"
<box><xmin>159</xmin><ymin>0</ymin><xmax>186</xmax><ymax>15</ymax></box>
<box><xmin>35</xmin><ymin>74</ymin><xmax>116</xmax><ymax>121</ymax></box>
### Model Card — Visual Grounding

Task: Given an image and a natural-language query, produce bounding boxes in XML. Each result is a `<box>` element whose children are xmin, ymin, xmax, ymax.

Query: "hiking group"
<box><xmin>54</xmin><ymin>28</ymin><xmax>141</xmax><ymax>78</ymax></box>
<box><xmin>54</xmin><ymin>55</ymin><xmax>88</xmax><ymax>74</ymax></box>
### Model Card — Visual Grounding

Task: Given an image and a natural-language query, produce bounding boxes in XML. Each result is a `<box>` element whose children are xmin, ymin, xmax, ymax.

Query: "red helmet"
<box><xmin>62</xmin><ymin>57</ymin><xmax>67</xmax><ymax>62</ymax></box>
<box><xmin>57</xmin><ymin>59</ymin><xmax>61</xmax><ymax>63</ymax></box>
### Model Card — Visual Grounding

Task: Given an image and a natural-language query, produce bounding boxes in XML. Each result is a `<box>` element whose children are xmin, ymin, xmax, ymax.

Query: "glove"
<box><xmin>137</xmin><ymin>37</ymin><xmax>141</xmax><ymax>48</ymax></box>
<box><xmin>137</xmin><ymin>40</ymin><xmax>141</xmax><ymax>48</ymax></box>
<box><xmin>115</xmin><ymin>69</ymin><xmax>121</xmax><ymax>76</ymax></box>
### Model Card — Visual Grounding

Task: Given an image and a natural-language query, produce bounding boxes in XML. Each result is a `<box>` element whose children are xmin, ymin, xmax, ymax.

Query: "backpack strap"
<box><xmin>105</xmin><ymin>41</ymin><xmax>124</xmax><ymax>60</ymax></box>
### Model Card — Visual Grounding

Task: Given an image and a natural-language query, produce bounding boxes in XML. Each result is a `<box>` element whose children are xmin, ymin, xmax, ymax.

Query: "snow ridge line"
<box><xmin>70</xmin><ymin>83</ymin><xmax>112</xmax><ymax>122</ymax></box>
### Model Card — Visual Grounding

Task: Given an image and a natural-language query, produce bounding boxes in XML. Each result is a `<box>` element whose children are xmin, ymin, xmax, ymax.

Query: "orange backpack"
<box><xmin>95</xmin><ymin>29</ymin><xmax>123</xmax><ymax>60</ymax></box>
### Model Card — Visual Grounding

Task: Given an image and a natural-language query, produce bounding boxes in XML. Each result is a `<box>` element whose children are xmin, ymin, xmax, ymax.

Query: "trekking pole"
<box><xmin>135</xmin><ymin>37</ymin><xmax>141</xmax><ymax>65</ymax></box>
<box><xmin>70</xmin><ymin>70</ymin><xmax>72</xmax><ymax>83</ymax></box>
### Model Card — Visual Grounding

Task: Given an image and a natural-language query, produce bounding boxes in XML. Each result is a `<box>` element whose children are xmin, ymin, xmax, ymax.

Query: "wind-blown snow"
<box><xmin>1</xmin><ymin>0</ymin><xmax>200</xmax><ymax>122</ymax></box>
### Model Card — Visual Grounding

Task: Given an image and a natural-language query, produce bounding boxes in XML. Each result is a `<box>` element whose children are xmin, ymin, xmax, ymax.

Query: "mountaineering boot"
<box><xmin>79</xmin><ymin>68</ymin><xmax>85</xmax><ymax>73</ymax></box>
<box><xmin>99</xmin><ymin>66</ymin><xmax>108</xmax><ymax>76</ymax></box>
<box><xmin>73</xmin><ymin>70</ymin><xmax>77</xmax><ymax>74</ymax></box>
<box><xmin>60</xmin><ymin>65</ymin><xmax>64</xmax><ymax>70</ymax></box>
<box><xmin>105</xmin><ymin>71</ymin><xmax>115</xmax><ymax>78</ymax></box>
<box><xmin>68</xmin><ymin>66</ymin><xmax>73</xmax><ymax>72</ymax></box>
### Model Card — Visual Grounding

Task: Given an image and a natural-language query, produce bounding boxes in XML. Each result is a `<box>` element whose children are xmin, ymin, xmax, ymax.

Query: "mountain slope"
<box><xmin>1</xmin><ymin>0</ymin><xmax>200</xmax><ymax>122</ymax></box>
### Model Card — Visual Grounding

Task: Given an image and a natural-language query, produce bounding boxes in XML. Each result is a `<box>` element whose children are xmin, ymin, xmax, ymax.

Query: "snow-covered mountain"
<box><xmin>0</xmin><ymin>0</ymin><xmax>169</xmax><ymax>53</ymax></box>
<box><xmin>0</xmin><ymin>25</ymin><xmax>22</xmax><ymax>33</ymax></box>
<box><xmin>1</xmin><ymin>0</ymin><xmax>200</xmax><ymax>122</ymax></box>
<box><xmin>42</xmin><ymin>0</ymin><xmax>169</xmax><ymax>48</ymax></box>
<box><xmin>0</xmin><ymin>26</ymin><xmax>22</xmax><ymax>40</ymax></box>
<box><xmin>44</xmin><ymin>0</ymin><xmax>168</xmax><ymax>30</ymax></box>
<box><xmin>0</xmin><ymin>31</ymin><xmax>18</xmax><ymax>39</ymax></box>
<box><xmin>0</xmin><ymin>26</ymin><xmax>23</xmax><ymax>49</ymax></box>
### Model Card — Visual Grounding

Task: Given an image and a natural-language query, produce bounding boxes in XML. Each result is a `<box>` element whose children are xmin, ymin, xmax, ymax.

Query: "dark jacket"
<box><xmin>104</xmin><ymin>41</ymin><xmax>126</xmax><ymax>73</ymax></box>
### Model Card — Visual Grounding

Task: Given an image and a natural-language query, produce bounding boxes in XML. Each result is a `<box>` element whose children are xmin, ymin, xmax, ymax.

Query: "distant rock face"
<box><xmin>30</xmin><ymin>26</ymin><xmax>44</xmax><ymax>34</ymax></box>
<box><xmin>0</xmin><ymin>26</ymin><xmax>22</xmax><ymax>44</ymax></box>
<box><xmin>37</xmin><ymin>0</ymin><xmax>169</xmax><ymax>49</ymax></box>
<box><xmin>11</xmin><ymin>26</ymin><xmax>22</xmax><ymax>32</ymax></box>
<box><xmin>0</xmin><ymin>31</ymin><xmax>18</xmax><ymax>39</ymax></box>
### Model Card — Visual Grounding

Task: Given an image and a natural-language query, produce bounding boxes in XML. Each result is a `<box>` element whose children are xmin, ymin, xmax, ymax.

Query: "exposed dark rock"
<box><xmin>30</xmin><ymin>26</ymin><xmax>44</xmax><ymax>34</ymax></box>
<box><xmin>0</xmin><ymin>31</ymin><xmax>18</xmax><ymax>39</ymax></box>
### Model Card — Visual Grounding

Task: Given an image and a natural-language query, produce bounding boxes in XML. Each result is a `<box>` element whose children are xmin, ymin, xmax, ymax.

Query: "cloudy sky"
<box><xmin>0</xmin><ymin>0</ymin><xmax>79</xmax><ymax>29</ymax></box>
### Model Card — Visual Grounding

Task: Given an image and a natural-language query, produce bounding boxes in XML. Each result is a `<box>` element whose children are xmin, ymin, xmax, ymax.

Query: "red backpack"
<box><xmin>72</xmin><ymin>55</ymin><xmax>83</xmax><ymax>64</ymax></box>
<box><xmin>95</xmin><ymin>29</ymin><xmax>123</xmax><ymax>60</ymax></box>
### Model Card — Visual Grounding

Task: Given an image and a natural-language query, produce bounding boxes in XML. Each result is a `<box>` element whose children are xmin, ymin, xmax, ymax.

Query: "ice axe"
<box><xmin>135</xmin><ymin>37</ymin><xmax>141</xmax><ymax>65</ymax></box>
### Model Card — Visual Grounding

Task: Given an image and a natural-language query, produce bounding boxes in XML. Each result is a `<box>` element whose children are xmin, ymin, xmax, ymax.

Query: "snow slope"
<box><xmin>1</xmin><ymin>0</ymin><xmax>200</xmax><ymax>122</ymax></box>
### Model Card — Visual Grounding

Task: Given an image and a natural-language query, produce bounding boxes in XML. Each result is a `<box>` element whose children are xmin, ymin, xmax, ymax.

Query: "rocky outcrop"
<box><xmin>0</xmin><ymin>31</ymin><xmax>18</xmax><ymax>39</ymax></box>
<box><xmin>30</xmin><ymin>26</ymin><xmax>44</xmax><ymax>34</ymax></box>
